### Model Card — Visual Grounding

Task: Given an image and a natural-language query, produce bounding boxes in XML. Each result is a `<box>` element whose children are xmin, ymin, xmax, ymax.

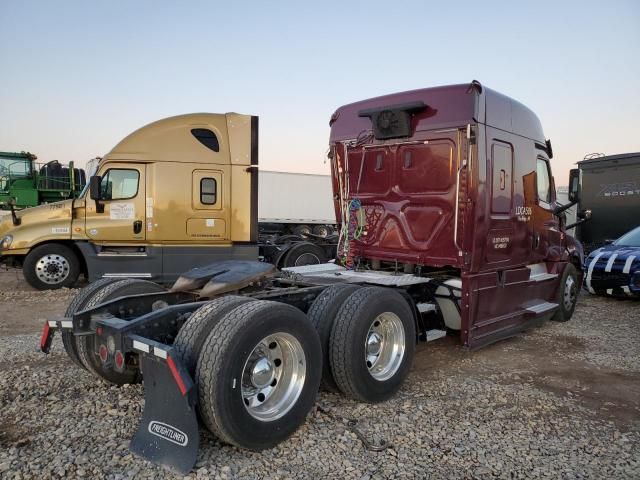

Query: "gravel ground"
<box><xmin>0</xmin><ymin>270</ymin><xmax>638</xmax><ymax>479</ymax></box>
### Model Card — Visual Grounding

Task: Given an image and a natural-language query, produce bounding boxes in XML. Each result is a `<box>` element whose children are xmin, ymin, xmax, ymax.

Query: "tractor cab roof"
<box><xmin>329</xmin><ymin>81</ymin><xmax>545</xmax><ymax>144</ymax></box>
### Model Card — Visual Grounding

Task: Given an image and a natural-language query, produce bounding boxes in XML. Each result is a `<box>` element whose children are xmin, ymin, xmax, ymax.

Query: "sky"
<box><xmin>1</xmin><ymin>1</ymin><xmax>639</xmax><ymax>185</ymax></box>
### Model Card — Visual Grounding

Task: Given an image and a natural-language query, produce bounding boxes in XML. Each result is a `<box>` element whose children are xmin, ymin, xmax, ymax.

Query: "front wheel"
<box><xmin>551</xmin><ymin>263</ymin><xmax>578</xmax><ymax>322</ymax></box>
<box><xmin>23</xmin><ymin>244</ymin><xmax>81</xmax><ymax>290</ymax></box>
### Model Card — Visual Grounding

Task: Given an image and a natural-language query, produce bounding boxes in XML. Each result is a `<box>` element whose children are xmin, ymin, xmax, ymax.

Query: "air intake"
<box><xmin>358</xmin><ymin>101</ymin><xmax>426</xmax><ymax>140</ymax></box>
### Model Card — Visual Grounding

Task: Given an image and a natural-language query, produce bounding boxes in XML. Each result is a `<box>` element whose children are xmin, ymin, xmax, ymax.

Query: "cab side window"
<box><xmin>100</xmin><ymin>169</ymin><xmax>139</xmax><ymax>200</ymax></box>
<box><xmin>536</xmin><ymin>159</ymin><xmax>551</xmax><ymax>204</ymax></box>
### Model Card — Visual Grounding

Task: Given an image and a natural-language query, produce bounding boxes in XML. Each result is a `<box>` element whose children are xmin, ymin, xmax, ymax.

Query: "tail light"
<box><xmin>99</xmin><ymin>344</ymin><xmax>108</xmax><ymax>363</ymax></box>
<box><xmin>114</xmin><ymin>351</ymin><xmax>125</xmax><ymax>370</ymax></box>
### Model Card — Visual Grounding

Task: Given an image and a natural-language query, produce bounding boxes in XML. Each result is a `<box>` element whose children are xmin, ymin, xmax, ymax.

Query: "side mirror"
<box><xmin>568</xmin><ymin>169</ymin><xmax>580</xmax><ymax>203</ymax></box>
<box><xmin>89</xmin><ymin>175</ymin><xmax>102</xmax><ymax>200</ymax></box>
<box><xmin>7</xmin><ymin>197</ymin><xmax>21</xmax><ymax>226</ymax></box>
<box><xmin>604</xmin><ymin>238</ymin><xmax>614</xmax><ymax>245</ymax></box>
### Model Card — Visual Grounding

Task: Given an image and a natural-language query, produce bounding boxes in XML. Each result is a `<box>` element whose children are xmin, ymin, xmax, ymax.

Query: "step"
<box><xmin>416</xmin><ymin>302</ymin><xmax>437</xmax><ymax>313</ymax></box>
<box><xmin>524</xmin><ymin>301</ymin><xmax>558</xmax><ymax>315</ymax></box>
<box><xmin>426</xmin><ymin>329</ymin><xmax>447</xmax><ymax>342</ymax></box>
<box><xmin>529</xmin><ymin>272</ymin><xmax>558</xmax><ymax>282</ymax></box>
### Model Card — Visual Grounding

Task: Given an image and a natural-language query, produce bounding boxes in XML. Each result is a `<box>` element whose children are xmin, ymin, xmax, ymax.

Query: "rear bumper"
<box><xmin>41</xmin><ymin>306</ymin><xmax>200</xmax><ymax>474</ymax></box>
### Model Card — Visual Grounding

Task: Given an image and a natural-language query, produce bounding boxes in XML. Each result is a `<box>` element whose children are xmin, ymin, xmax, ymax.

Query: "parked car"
<box><xmin>584</xmin><ymin>225</ymin><xmax>640</xmax><ymax>297</ymax></box>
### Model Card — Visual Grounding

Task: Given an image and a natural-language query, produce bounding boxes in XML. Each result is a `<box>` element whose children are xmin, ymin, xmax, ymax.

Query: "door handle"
<box><xmin>533</xmin><ymin>232</ymin><xmax>540</xmax><ymax>249</ymax></box>
<box><xmin>133</xmin><ymin>220</ymin><xmax>142</xmax><ymax>234</ymax></box>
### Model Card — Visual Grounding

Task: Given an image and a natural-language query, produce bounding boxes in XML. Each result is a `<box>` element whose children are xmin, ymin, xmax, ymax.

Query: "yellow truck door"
<box><xmin>85</xmin><ymin>163</ymin><xmax>146</xmax><ymax>242</ymax></box>
<box><xmin>186</xmin><ymin>169</ymin><xmax>227</xmax><ymax>240</ymax></box>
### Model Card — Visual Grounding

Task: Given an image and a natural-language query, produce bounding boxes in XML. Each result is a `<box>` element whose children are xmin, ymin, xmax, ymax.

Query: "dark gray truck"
<box><xmin>570</xmin><ymin>152</ymin><xmax>640</xmax><ymax>252</ymax></box>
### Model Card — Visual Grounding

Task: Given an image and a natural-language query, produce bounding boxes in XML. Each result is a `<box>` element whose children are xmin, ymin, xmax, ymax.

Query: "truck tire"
<box><xmin>551</xmin><ymin>263</ymin><xmax>578</xmax><ymax>323</ymax></box>
<box><xmin>75</xmin><ymin>279</ymin><xmax>165</xmax><ymax>385</ymax></box>
<box><xmin>172</xmin><ymin>296</ymin><xmax>251</xmax><ymax>375</ymax></box>
<box><xmin>329</xmin><ymin>286</ymin><xmax>416</xmax><ymax>403</ymax></box>
<box><xmin>23</xmin><ymin>243</ymin><xmax>81</xmax><ymax>290</ymax></box>
<box><xmin>307</xmin><ymin>284</ymin><xmax>361</xmax><ymax>392</ymax></box>
<box><xmin>281</xmin><ymin>242</ymin><xmax>327</xmax><ymax>268</ymax></box>
<box><xmin>196</xmin><ymin>300</ymin><xmax>322</xmax><ymax>450</ymax></box>
<box><xmin>62</xmin><ymin>277</ymin><xmax>123</xmax><ymax>369</ymax></box>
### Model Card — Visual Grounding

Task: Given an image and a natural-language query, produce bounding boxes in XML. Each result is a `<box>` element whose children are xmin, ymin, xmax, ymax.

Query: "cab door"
<box><xmin>85</xmin><ymin>164</ymin><xmax>146</xmax><ymax>242</ymax></box>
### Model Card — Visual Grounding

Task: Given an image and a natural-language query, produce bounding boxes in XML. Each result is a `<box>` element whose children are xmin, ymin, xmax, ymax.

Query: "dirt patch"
<box><xmin>0</xmin><ymin>419</ymin><xmax>34</xmax><ymax>449</ymax></box>
<box><xmin>411</xmin><ymin>320</ymin><xmax>640</xmax><ymax>429</ymax></box>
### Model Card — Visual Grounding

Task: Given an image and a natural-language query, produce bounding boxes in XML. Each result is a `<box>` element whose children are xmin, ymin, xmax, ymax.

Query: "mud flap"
<box><xmin>130</xmin><ymin>354</ymin><xmax>199</xmax><ymax>474</ymax></box>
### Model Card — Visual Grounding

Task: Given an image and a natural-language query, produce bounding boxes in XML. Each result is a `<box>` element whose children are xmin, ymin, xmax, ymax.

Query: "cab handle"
<box><xmin>133</xmin><ymin>220</ymin><xmax>142</xmax><ymax>234</ymax></box>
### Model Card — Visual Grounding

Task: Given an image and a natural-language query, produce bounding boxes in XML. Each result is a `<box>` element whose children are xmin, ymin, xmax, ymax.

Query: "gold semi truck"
<box><xmin>0</xmin><ymin>113</ymin><xmax>334</xmax><ymax>289</ymax></box>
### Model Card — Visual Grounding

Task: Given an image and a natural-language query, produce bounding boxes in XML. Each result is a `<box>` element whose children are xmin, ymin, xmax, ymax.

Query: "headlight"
<box><xmin>0</xmin><ymin>235</ymin><xmax>12</xmax><ymax>249</ymax></box>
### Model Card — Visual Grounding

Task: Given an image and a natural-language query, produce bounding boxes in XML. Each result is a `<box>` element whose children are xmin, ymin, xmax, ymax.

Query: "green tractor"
<box><xmin>0</xmin><ymin>151</ymin><xmax>86</xmax><ymax>210</ymax></box>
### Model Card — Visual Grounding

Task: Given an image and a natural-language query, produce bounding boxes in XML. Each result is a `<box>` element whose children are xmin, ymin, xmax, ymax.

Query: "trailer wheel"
<box><xmin>62</xmin><ymin>277</ymin><xmax>122</xmax><ymax>369</ymax></box>
<box><xmin>307</xmin><ymin>284</ymin><xmax>361</xmax><ymax>392</ymax></box>
<box><xmin>312</xmin><ymin>225</ymin><xmax>333</xmax><ymax>238</ymax></box>
<box><xmin>282</xmin><ymin>242</ymin><xmax>327</xmax><ymax>268</ymax></box>
<box><xmin>292</xmin><ymin>225</ymin><xmax>312</xmax><ymax>237</ymax></box>
<box><xmin>329</xmin><ymin>287</ymin><xmax>416</xmax><ymax>403</ymax></box>
<box><xmin>76</xmin><ymin>279</ymin><xmax>165</xmax><ymax>385</ymax></box>
<box><xmin>551</xmin><ymin>263</ymin><xmax>578</xmax><ymax>322</ymax></box>
<box><xmin>196</xmin><ymin>300</ymin><xmax>322</xmax><ymax>450</ymax></box>
<box><xmin>23</xmin><ymin>243</ymin><xmax>80</xmax><ymax>290</ymax></box>
<box><xmin>173</xmin><ymin>296</ymin><xmax>251</xmax><ymax>375</ymax></box>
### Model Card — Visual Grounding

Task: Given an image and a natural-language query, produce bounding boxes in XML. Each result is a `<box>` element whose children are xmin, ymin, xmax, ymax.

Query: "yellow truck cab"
<box><xmin>0</xmin><ymin>113</ymin><xmax>258</xmax><ymax>289</ymax></box>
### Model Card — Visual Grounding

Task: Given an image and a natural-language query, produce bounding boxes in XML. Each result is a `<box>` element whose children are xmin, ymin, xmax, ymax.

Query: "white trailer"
<box><xmin>258</xmin><ymin>171</ymin><xmax>337</xmax><ymax>237</ymax></box>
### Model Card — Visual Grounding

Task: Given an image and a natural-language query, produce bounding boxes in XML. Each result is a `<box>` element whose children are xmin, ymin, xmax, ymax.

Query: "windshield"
<box><xmin>0</xmin><ymin>158</ymin><xmax>31</xmax><ymax>178</ymax></box>
<box><xmin>614</xmin><ymin>226</ymin><xmax>640</xmax><ymax>247</ymax></box>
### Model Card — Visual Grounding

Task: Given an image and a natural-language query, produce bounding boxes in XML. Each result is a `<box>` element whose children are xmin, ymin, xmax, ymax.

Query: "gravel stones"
<box><xmin>0</xmin><ymin>274</ymin><xmax>638</xmax><ymax>479</ymax></box>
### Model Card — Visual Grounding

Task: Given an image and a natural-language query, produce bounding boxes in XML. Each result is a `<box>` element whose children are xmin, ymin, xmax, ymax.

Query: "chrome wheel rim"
<box><xmin>294</xmin><ymin>253</ymin><xmax>320</xmax><ymax>266</ymax></box>
<box><xmin>365</xmin><ymin>312</ymin><xmax>405</xmax><ymax>381</ymax></box>
<box><xmin>563</xmin><ymin>275</ymin><xmax>576</xmax><ymax>310</ymax></box>
<box><xmin>241</xmin><ymin>332</ymin><xmax>306</xmax><ymax>422</ymax></box>
<box><xmin>35</xmin><ymin>254</ymin><xmax>70</xmax><ymax>285</ymax></box>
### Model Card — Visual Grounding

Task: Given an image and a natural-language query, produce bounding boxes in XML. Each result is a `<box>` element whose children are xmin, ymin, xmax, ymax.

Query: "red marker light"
<box><xmin>40</xmin><ymin>322</ymin><xmax>51</xmax><ymax>352</ymax></box>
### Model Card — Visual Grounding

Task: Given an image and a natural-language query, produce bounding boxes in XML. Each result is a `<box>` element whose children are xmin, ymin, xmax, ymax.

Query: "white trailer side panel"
<box><xmin>258</xmin><ymin>171</ymin><xmax>336</xmax><ymax>224</ymax></box>
<box><xmin>556</xmin><ymin>187</ymin><xmax>576</xmax><ymax>232</ymax></box>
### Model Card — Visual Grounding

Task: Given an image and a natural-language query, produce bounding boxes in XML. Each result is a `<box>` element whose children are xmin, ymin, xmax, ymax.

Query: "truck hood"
<box><xmin>0</xmin><ymin>199</ymin><xmax>75</xmax><ymax>248</ymax></box>
<box><xmin>15</xmin><ymin>199</ymin><xmax>75</xmax><ymax>225</ymax></box>
<box><xmin>0</xmin><ymin>212</ymin><xmax>13</xmax><ymax>238</ymax></box>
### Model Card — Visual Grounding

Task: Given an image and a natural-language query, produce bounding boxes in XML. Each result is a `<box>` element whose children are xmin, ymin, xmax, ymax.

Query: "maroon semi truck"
<box><xmin>41</xmin><ymin>81</ymin><xmax>583</xmax><ymax>473</ymax></box>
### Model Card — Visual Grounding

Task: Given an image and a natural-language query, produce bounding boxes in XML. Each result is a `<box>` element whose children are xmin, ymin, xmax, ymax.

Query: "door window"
<box><xmin>100</xmin><ymin>169</ymin><xmax>139</xmax><ymax>200</ymax></box>
<box><xmin>536</xmin><ymin>159</ymin><xmax>551</xmax><ymax>204</ymax></box>
<box><xmin>491</xmin><ymin>142</ymin><xmax>513</xmax><ymax>214</ymax></box>
<box><xmin>200</xmin><ymin>177</ymin><xmax>217</xmax><ymax>205</ymax></box>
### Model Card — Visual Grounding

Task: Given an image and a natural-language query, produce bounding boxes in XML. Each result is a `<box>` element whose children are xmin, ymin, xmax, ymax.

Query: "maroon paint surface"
<box><xmin>329</xmin><ymin>82</ymin><xmax>582</xmax><ymax>348</ymax></box>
